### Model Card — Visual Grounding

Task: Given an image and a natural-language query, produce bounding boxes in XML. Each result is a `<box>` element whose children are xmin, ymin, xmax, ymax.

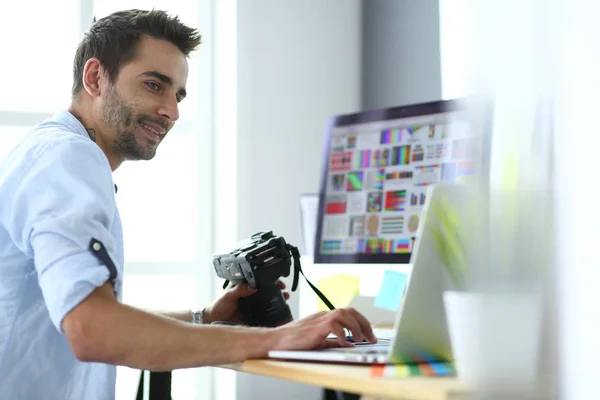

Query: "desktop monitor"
<box><xmin>313</xmin><ymin>97</ymin><xmax>487</xmax><ymax>264</ymax></box>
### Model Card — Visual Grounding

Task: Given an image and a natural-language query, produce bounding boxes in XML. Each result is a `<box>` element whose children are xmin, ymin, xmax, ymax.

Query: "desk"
<box><xmin>220</xmin><ymin>359</ymin><xmax>467</xmax><ymax>400</ymax></box>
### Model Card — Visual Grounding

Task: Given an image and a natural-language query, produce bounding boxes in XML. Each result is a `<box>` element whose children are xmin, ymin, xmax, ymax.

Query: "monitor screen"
<box><xmin>313</xmin><ymin>98</ymin><xmax>484</xmax><ymax>264</ymax></box>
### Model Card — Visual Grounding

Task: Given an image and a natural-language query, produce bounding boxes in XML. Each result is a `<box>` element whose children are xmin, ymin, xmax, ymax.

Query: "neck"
<box><xmin>68</xmin><ymin>102</ymin><xmax>123</xmax><ymax>171</ymax></box>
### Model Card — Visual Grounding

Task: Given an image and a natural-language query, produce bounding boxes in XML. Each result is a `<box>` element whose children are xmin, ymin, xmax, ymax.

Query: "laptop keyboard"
<box><xmin>338</xmin><ymin>328</ymin><xmax>394</xmax><ymax>343</ymax></box>
<box><xmin>327</xmin><ymin>343</ymin><xmax>390</xmax><ymax>354</ymax></box>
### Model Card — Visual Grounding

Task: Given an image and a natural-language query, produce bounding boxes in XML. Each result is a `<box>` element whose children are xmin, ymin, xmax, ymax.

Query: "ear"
<box><xmin>81</xmin><ymin>57</ymin><xmax>106</xmax><ymax>98</ymax></box>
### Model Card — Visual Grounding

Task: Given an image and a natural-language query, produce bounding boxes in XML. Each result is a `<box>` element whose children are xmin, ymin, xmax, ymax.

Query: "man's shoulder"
<box><xmin>26</xmin><ymin>110</ymin><xmax>93</xmax><ymax>146</ymax></box>
<box><xmin>0</xmin><ymin>122</ymin><xmax>110</xmax><ymax>196</ymax></box>
<box><xmin>31</xmin><ymin>114</ymin><xmax>90</xmax><ymax>145</ymax></box>
<box><xmin>30</xmin><ymin>125</ymin><xmax>93</xmax><ymax>151</ymax></box>
<box><xmin>20</xmin><ymin>122</ymin><xmax>105</xmax><ymax>170</ymax></box>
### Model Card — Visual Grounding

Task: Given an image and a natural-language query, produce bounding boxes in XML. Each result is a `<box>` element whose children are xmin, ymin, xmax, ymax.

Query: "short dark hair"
<box><xmin>72</xmin><ymin>9</ymin><xmax>201</xmax><ymax>96</ymax></box>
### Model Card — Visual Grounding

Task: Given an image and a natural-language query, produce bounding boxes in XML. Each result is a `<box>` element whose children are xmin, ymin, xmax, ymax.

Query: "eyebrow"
<box><xmin>140</xmin><ymin>71</ymin><xmax>187</xmax><ymax>99</ymax></box>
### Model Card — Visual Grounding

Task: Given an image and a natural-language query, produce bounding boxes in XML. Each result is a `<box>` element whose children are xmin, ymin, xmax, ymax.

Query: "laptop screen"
<box><xmin>313</xmin><ymin>98</ymin><xmax>484</xmax><ymax>264</ymax></box>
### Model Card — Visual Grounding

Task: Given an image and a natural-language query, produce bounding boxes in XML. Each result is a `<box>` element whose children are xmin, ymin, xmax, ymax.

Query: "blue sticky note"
<box><xmin>374</xmin><ymin>270</ymin><xmax>408</xmax><ymax>312</ymax></box>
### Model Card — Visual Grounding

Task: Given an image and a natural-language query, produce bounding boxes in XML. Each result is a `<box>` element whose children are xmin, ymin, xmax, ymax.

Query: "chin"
<box><xmin>136</xmin><ymin>138</ymin><xmax>160</xmax><ymax>160</ymax></box>
<box><xmin>136</xmin><ymin>149</ymin><xmax>158</xmax><ymax>161</ymax></box>
<box><xmin>116</xmin><ymin>131</ymin><xmax>160</xmax><ymax>161</ymax></box>
<box><xmin>144</xmin><ymin>152</ymin><xmax>158</xmax><ymax>161</ymax></box>
<box><xmin>124</xmin><ymin>145</ymin><xmax>158</xmax><ymax>161</ymax></box>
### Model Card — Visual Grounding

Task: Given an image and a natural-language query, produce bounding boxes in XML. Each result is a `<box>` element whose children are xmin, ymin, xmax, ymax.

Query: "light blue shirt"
<box><xmin>0</xmin><ymin>110</ymin><xmax>125</xmax><ymax>400</ymax></box>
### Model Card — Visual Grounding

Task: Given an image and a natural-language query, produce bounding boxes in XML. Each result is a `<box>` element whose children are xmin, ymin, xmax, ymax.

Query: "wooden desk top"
<box><xmin>220</xmin><ymin>359</ymin><xmax>467</xmax><ymax>400</ymax></box>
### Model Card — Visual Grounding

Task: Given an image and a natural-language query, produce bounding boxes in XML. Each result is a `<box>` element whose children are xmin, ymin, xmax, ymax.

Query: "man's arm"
<box><xmin>152</xmin><ymin>310</ymin><xmax>192</xmax><ymax>323</ymax></box>
<box><xmin>151</xmin><ymin>310</ymin><xmax>214</xmax><ymax>324</ymax></box>
<box><xmin>62</xmin><ymin>283</ymin><xmax>376</xmax><ymax>372</ymax></box>
<box><xmin>62</xmin><ymin>283</ymin><xmax>271</xmax><ymax>371</ymax></box>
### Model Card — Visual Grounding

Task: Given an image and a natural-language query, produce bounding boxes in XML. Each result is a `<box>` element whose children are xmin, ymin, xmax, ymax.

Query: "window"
<box><xmin>0</xmin><ymin>1</ymin><xmax>79</xmax><ymax>112</ymax></box>
<box><xmin>113</xmin><ymin>129</ymin><xmax>201</xmax><ymax>263</ymax></box>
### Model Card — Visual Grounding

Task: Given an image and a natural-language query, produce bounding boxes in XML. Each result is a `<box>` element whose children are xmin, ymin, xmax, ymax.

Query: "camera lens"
<box><xmin>238</xmin><ymin>282</ymin><xmax>293</xmax><ymax>327</ymax></box>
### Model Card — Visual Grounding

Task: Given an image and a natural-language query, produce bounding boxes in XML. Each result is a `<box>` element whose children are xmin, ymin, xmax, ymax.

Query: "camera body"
<box><xmin>212</xmin><ymin>231</ymin><xmax>294</xmax><ymax>327</ymax></box>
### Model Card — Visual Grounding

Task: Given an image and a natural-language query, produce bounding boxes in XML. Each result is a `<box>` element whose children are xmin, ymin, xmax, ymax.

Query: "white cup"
<box><xmin>443</xmin><ymin>290</ymin><xmax>542</xmax><ymax>389</ymax></box>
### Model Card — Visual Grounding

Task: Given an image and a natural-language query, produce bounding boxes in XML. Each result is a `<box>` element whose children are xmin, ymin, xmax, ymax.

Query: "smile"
<box><xmin>139</xmin><ymin>121</ymin><xmax>165</xmax><ymax>136</ymax></box>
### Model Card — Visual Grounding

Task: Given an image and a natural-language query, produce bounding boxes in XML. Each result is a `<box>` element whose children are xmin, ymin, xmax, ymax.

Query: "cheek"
<box><xmin>123</xmin><ymin>102</ymin><xmax>140</xmax><ymax>126</ymax></box>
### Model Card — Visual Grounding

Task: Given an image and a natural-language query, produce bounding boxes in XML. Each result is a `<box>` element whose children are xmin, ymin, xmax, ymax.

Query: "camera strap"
<box><xmin>288</xmin><ymin>244</ymin><xmax>336</xmax><ymax>311</ymax></box>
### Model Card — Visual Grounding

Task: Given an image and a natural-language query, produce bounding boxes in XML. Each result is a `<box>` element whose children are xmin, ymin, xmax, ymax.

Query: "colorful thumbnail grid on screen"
<box><xmin>320</xmin><ymin>114</ymin><xmax>475</xmax><ymax>257</ymax></box>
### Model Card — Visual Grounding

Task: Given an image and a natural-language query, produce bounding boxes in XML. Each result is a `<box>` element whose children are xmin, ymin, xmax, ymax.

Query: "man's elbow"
<box><xmin>63</xmin><ymin>312</ymin><xmax>107</xmax><ymax>363</ymax></box>
<box><xmin>61</xmin><ymin>283</ymin><xmax>119</xmax><ymax>363</ymax></box>
<box><xmin>68</xmin><ymin>328</ymin><xmax>97</xmax><ymax>363</ymax></box>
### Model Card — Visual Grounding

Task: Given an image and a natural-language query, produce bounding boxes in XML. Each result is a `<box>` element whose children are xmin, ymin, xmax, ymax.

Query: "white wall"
<box><xmin>222</xmin><ymin>1</ymin><xmax>362</xmax><ymax>399</ymax></box>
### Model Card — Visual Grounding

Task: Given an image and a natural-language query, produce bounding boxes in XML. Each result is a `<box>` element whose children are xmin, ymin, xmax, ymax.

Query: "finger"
<box><xmin>323</xmin><ymin>339</ymin><xmax>343</xmax><ymax>348</ymax></box>
<box><xmin>346</xmin><ymin>308</ymin><xmax>377</xmax><ymax>343</ymax></box>
<box><xmin>283</xmin><ymin>291</ymin><xmax>290</xmax><ymax>300</ymax></box>
<box><xmin>230</xmin><ymin>283</ymin><xmax>257</xmax><ymax>298</ymax></box>
<box><xmin>330</xmin><ymin>321</ymin><xmax>354</xmax><ymax>347</ymax></box>
<box><xmin>278</xmin><ymin>280</ymin><xmax>287</xmax><ymax>290</ymax></box>
<box><xmin>334</xmin><ymin>309</ymin><xmax>365</xmax><ymax>343</ymax></box>
<box><xmin>316</xmin><ymin>338</ymin><xmax>341</xmax><ymax>349</ymax></box>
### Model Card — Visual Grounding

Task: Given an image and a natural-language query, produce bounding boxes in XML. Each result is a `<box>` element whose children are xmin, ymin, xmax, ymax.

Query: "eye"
<box><xmin>145</xmin><ymin>81</ymin><xmax>161</xmax><ymax>91</ymax></box>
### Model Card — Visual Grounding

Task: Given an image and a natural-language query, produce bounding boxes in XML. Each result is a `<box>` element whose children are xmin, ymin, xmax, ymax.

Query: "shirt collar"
<box><xmin>51</xmin><ymin>110</ymin><xmax>118</xmax><ymax>193</ymax></box>
<box><xmin>52</xmin><ymin>110</ymin><xmax>92</xmax><ymax>140</ymax></box>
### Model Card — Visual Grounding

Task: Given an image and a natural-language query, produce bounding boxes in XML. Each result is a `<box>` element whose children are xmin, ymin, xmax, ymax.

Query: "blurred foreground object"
<box><xmin>438</xmin><ymin>0</ymin><xmax>558</xmax><ymax>396</ymax></box>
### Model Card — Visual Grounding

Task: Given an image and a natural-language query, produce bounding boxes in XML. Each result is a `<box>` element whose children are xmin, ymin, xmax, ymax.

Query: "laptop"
<box><xmin>268</xmin><ymin>183</ymin><xmax>465</xmax><ymax>365</ymax></box>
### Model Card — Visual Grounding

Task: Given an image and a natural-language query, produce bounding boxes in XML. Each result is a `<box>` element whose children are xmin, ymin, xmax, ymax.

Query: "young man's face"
<box><xmin>99</xmin><ymin>35</ymin><xmax>189</xmax><ymax>161</ymax></box>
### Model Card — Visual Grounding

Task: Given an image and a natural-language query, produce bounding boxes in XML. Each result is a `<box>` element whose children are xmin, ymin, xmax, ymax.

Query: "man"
<box><xmin>0</xmin><ymin>9</ymin><xmax>376</xmax><ymax>400</ymax></box>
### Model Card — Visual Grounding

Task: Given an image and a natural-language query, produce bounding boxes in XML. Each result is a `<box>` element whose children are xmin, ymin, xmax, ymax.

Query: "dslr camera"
<box><xmin>212</xmin><ymin>231</ymin><xmax>300</xmax><ymax>327</ymax></box>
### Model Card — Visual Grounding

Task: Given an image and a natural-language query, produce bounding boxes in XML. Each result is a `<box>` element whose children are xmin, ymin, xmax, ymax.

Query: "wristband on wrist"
<box><xmin>190</xmin><ymin>308</ymin><xmax>204</xmax><ymax>324</ymax></box>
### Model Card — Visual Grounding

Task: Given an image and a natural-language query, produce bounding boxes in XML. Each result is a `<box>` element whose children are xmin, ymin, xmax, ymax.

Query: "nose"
<box><xmin>158</xmin><ymin>96</ymin><xmax>180</xmax><ymax>122</ymax></box>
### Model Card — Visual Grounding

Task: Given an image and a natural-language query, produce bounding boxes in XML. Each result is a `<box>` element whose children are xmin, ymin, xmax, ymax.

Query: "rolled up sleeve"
<box><xmin>8</xmin><ymin>137</ymin><xmax>120</xmax><ymax>333</ymax></box>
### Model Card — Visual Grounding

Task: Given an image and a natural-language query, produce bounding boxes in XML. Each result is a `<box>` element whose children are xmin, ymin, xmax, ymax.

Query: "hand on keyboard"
<box><xmin>270</xmin><ymin>307</ymin><xmax>377</xmax><ymax>350</ymax></box>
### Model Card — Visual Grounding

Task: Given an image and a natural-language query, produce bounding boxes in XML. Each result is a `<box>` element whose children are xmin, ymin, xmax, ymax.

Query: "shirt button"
<box><xmin>93</xmin><ymin>242</ymin><xmax>101</xmax><ymax>251</ymax></box>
